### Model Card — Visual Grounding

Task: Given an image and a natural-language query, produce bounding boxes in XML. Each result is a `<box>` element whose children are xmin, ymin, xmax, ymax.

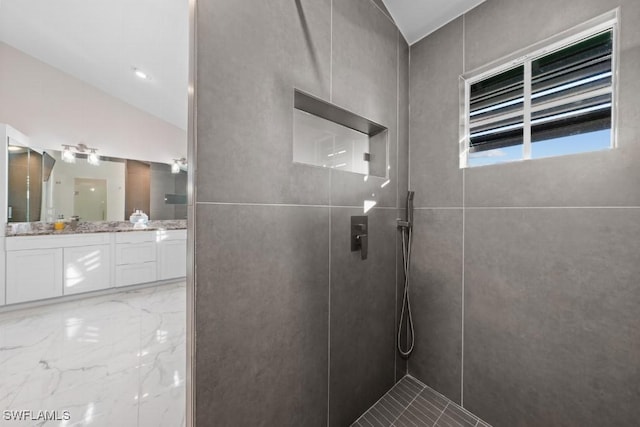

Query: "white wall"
<box><xmin>49</xmin><ymin>151</ymin><xmax>126</xmax><ymax>221</ymax></box>
<box><xmin>0</xmin><ymin>42</ymin><xmax>186</xmax><ymax>164</ymax></box>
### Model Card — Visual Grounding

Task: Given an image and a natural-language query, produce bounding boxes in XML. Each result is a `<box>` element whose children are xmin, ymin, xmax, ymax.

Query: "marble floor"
<box><xmin>0</xmin><ymin>282</ymin><xmax>186</xmax><ymax>427</ymax></box>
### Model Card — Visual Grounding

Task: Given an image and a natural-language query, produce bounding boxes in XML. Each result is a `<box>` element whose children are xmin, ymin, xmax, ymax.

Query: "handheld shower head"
<box><xmin>406</xmin><ymin>191</ymin><xmax>414</xmax><ymax>227</ymax></box>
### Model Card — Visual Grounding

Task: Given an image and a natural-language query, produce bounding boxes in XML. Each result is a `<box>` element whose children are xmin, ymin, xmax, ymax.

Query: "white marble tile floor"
<box><xmin>0</xmin><ymin>282</ymin><xmax>186</xmax><ymax>427</ymax></box>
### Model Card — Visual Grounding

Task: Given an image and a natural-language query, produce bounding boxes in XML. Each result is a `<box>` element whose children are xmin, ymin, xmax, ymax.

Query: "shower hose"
<box><xmin>397</xmin><ymin>225</ymin><xmax>414</xmax><ymax>358</ymax></box>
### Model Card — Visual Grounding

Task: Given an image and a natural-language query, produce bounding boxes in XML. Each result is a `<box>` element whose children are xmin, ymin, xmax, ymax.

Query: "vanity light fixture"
<box><xmin>62</xmin><ymin>145</ymin><xmax>76</xmax><ymax>163</ymax></box>
<box><xmin>62</xmin><ymin>143</ymin><xmax>99</xmax><ymax>165</ymax></box>
<box><xmin>87</xmin><ymin>149</ymin><xmax>100</xmax><ymax>166</ymax></box>
<box><xmin>8</xmin><ymin>145</ymin><xmax>22</xmax><ymax>152</ymax></box>
<box><xmin>172</xmin><ymin>158</ymin><xmax>187</xmax><ymax>174</ymax></box>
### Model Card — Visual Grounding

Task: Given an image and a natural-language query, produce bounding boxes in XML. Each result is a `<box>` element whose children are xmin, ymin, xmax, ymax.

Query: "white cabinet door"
<box><xmin>115</xmin><ymin>263</ymin><xmax>157</xmax><ymax>287</ymax></box>
<box><xmin>0</xmin><ymin>237</ymin><xmax>5</xmax><ymax>306</ymax></box>
<box><xmin>158</xmin><ymin>239</ymin><xmax>187</xmax><ymax>280</ymax></box>
<box><xmin>115</xmin><ymin>242</ymin><xmax>156</xmax><ymax>265</ymax></box>
<box><xmin>63</xmin><ymin>245</ymin><xmax>111</xmax><ymax>295</ymax></box>
<box><xmin>6</xmin><ymin>248</ymin><xmax>63</xmax><ymax>304</ymax></box>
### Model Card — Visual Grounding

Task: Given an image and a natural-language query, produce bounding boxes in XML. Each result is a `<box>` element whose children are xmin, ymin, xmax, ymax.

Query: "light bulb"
<box><xmin>171</xmin><ymin>160</ymin><xmax>180</xmax><ymax>174</ymax></box>
<box><xmin>88</xmin><ymin>150</ymin><xmax>100</xmax><ymax>166</ymax></box>
<box><xmin>62</xmin><ymin>146</ymin><xmax>75</xmax><ymax>163</ymax></box>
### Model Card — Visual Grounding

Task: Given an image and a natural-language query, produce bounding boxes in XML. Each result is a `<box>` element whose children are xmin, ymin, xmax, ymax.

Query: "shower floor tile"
<box><xmin>352</xmin><ymin>376</ymin><xmax>491</xmax><ymax>427</ymax></box>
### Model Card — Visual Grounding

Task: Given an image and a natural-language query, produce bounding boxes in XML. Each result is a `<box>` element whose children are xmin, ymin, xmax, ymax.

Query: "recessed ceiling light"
<box><xmin>133</xmin><ymin>68</ymin><xmax>149</xmax><ymax>80</ymax></box>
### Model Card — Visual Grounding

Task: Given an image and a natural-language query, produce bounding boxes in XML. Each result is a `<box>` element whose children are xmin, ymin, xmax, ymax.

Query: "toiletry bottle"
<box><xmin>54</xmin><ymin>214</ymin><xmax>65</xmax><ymax>231</ymax></box>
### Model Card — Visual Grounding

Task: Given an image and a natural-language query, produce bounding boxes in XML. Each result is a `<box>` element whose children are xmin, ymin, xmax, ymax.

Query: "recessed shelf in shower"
<box><xmin>293</xmin><ymin>89</ymin><xmax>388</xmax><ymax>178</ymax></box>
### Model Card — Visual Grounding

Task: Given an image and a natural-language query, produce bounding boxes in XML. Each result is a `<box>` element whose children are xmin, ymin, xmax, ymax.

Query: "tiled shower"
<box><xmin>192</xmin><ymin>0</ymin><xmax>640</xmax><ymax>426</ymax></box>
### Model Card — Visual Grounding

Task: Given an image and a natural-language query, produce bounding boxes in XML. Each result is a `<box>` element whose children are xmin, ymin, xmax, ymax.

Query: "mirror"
<box><xmin>0</xmin><ymin>0</ymin><xmax>188</xmax><ymax>226</ymax></box>
<box><xmin>7</xmin><ymin>145</ymin><xmax>187</xmax><ymax>222</ymax></box>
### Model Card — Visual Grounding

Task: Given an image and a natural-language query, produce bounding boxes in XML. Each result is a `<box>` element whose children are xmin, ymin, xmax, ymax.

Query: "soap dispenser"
<box><xmin>129</xmin><ymin>209</ymin><xmax>149</xmax><ymax>226</ymax></box>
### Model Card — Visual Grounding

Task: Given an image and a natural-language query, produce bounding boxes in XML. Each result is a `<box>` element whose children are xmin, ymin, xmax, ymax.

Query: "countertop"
<box><xmin>6</xmin><ymin>220</ymin><xmax>187</xmax><ymax>237</ymax></box>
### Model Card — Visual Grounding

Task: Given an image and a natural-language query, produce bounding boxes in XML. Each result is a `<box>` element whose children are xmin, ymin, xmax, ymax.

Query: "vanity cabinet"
<box><xmin>2</xmin><ymin>229</ymin><xmax>186</xmax><ymax>306</ymax></box>
<box><xmin>157</xmin><ymin>230</ymin><xmax>187</xmax><ymax>280</ymax></box>
<box><xmin>6</xmin><ymin>248</ymin><xmax>63</xmax><ymax>304</ymax></box>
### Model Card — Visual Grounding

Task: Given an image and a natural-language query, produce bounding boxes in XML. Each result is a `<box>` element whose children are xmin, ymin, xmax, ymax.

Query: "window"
<box><xmin>460</xmin><ymin>12</ymin><xmax>617</xmax><ymax>168</ymax></box>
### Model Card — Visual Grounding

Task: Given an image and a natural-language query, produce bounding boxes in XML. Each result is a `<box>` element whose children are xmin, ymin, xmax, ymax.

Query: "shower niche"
<box><xmin>293</xmin><ymin>89</ymin><xmax>388</xmax><ymax>178</ymax></box>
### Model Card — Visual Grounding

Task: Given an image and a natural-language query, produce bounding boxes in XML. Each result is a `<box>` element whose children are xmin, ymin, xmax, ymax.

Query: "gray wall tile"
<box><xmin>396</xmin><ymin>211</ymin><xmax>408</xmax><ymax>381</ymax></box>
<box><xmin>464</xmin><ymin>208</ymin><xmax>640</xmax><ymax>426</ymax></box>
<box><xmin>463</xmin><ymin>0</ymin><xmax>640</xmax><ymax>208</ymax></box>
<box><xmin>329</xmin><ymin>207</ymin><xmax>397</xmax><ymax>426</ymax></box>
<box><xmin>407</xmin><ymin>209</ymin><xmax>463</xmax><ymax>403</ymax></box>
<box><xmin>464</xmin><ymin>0</ymin><xmax>623</xmax><ymax>72</ymax></box>
<box><xmin>409</xmin><ymin>18</ymin><xmax>463</xmax><ymax>208</ymax></box>
<box><xmin>196</xmin><ymin>0</ymin><xmax>332</xmax><ymax>205</ymax></box>
<box><xmin>371</xmin><ymin>0</ymin><xmax>395</xmax><ymax>23</ymax></box>
<box><xmin>196</xmin><ymin>0</ymin><xmax>406</xmax><ymax>424</ymax></box>
<box><xmin>398</xmin><ymin>38</ymin><xmax>409</xmax><ymax>207</ymax></box>
<box><xmin>195</xmin><ymin>204</ymin><xmax>329</xmax><ymax>426</ymax></box>
<box><xmin>331</xmin><ymin>0</ymin><xmax>399</xmax><ymax>207</ymax></box>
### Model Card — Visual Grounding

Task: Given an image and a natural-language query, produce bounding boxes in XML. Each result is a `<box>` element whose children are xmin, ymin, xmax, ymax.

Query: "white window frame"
<box><xmin>459</xmin><ymin>9</ymin><xmax>620</xmax><ymax>168</ymax></box>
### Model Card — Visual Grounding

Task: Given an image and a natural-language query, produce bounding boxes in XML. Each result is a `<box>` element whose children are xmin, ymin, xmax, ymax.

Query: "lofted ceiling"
<box><xmin>0</xmin><ymin>0</ymin><xmax>485</xmax><ymax>133</ymax></box>
<box><xmin>382</xmin><ymin>0</ymin><xmax>486</xmax><ymax>45</ymax></box>
<box><xmin>0</xmin><ymin>0</ymin><xmax>189</xmax><ymax>130</ymax></box>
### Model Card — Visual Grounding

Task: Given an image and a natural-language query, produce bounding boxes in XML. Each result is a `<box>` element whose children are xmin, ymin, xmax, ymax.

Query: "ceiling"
<box><xmin>382</xmin><ymin>0</ymin><xmax>486</xmax><ymax>45</ymax></box>
<box><xmin>0</xmin><ymin>0</ymin><xmax>189</xmax><ymax>130</ymax></box>
<box><xmin>0</xmin><ymin>0</ymin><xmax>484</xmax><ymax>132</ymax></box>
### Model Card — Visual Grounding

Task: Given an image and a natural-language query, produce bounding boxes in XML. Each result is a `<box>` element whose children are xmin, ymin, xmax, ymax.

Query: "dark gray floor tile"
<box><xmin>196</xmin><ymin>0</ymin><xmax>332</xmax><ymax>205</ymax></box>
<box><xmin>434</xmin><ymin>410</ymin><xmax>461</xmax><ymax>427</ymax></box>
<box><xmin>388</xmin><ymin>385</ymin><xmax>415</xmax><ymax>408</ymax></box>
<box><xmin>476</xmin><ymin>421</ymin><xmax>491</xmax><ymax>427</ymax></box>
<box><xmin>464</xmin><ymin>208</ymin><xmax>640</xmax><ymax>427</ymax></box>
<box><xmin>371</xmin><ymin>405</ymin><xmax>396</xmax><ymax>425</ymax></box>
<box><xmin>403</xmin><ymin>404</ymin><xmax>436</xmax><ymax>427</ymax></box>
<box><xmin>441</xmin><ymin>404</ymin><xmax>477</xmax><ymax>427</ymax></box>
<box><xmin>401</xmin><ymin>375</ymin><xmax>424</xmax><ymax>389</ymax></box>
<box><xmin>407</xmin><ymin>209</ymin><xmax>463</xmax><ymax>403</ymax></box>
<box><xmin>363</xmin><ymin>409</ymin><xmax>387</xmax><ymax>427</ymax></box>
<box><xmin>405</xmin><ymin>400</ymin><xmax>440</xmax><ymax>425</ymax></box>
<box><xmin>378</xmin><ymin>395</ymin><xmax>405</xmax><ymax>420</ymax></box>
<box><xmin>400</xmin><ymin>376</ymin><xmax>424</xmax><ymax>396</ymax></box>
<box><xmin>409</xmin><ymin>18</ymin><xmax>463</xmax><ymax>208</ymax></box>
<box><xmin>195</xmin><ymin>204</ymin><xmax>329</xmax><ymax>426</ymax></box>
<box><xmin>417</xmin><ymin>387</ymin><xmax>448</xmax><ymax>413</ymax></box>
<box><xmin>329</xmin><ymin>207</ymin><xmax>397</xmax><ymax>426</ymax></box>
<box><xmin>411</xmin><ymin>395</ymin><xmax>444</xmax><ymax>421</ymax></box>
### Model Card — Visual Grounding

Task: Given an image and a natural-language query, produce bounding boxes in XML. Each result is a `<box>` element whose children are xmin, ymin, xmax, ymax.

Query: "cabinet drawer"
<box><xmin>115</xmin><ymin>242</ymin><xmax>156</xmax><ymax>265</ymax></box>
<box><xmin>6</xmin><ymin>233</ymin><xmax>110</xmax><ymax>251</ymax></box>
<box><xmin>115</xmin><ymin>232</ymin><xmax>156</xmax><ymax>244</ymax></box>
<box><xmin>115</xmin><ymin>263</ymin><xmax>157</xmax><ymax>287</ymax></box>
<box><xmin>156</xmin><ymin>229</ymin><xmax>187</xmax><ymax>242</ymax></box>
